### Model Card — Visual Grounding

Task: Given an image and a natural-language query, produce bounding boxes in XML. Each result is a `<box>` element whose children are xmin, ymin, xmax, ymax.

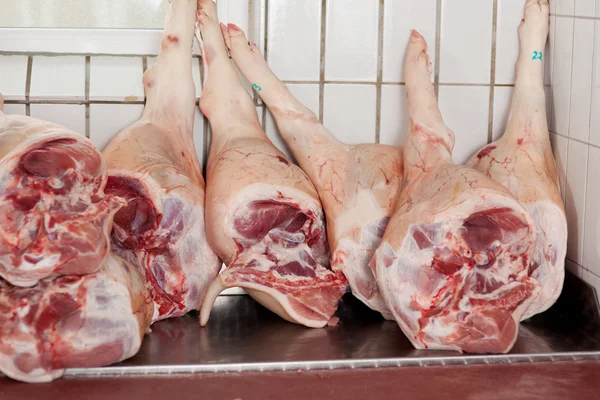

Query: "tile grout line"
<box><xmin>374</xmin><ymin>0</ymin><xmax>385</xmax><ymax>144</ymax></box>
<box><xmin>24</xmin><ymin>55</ymin><xmax>33</xmax><ymax>116</ymax></box>
<box><xmin>487</xmin><ymin>0</ymin><xmax>499</xmax><ymax>144</ymax></box>
<box><xmin>85</xmin><ymin>56</ymin><xmax>91</xmax><ymax>138</ymax></box>
<box><xmin>318</xmin><ymin>0</ymin><xmax>327</xmax><ymax>123</ymax></box>
<box><xmin>433</xmin><ymin>0</ymin><xmax>442</xmax><ymax>97</ymax></box>
<box><xmin>567</xmin><ymin>257</ymin><xmax>600</xmax><ymax>280</ymax></box>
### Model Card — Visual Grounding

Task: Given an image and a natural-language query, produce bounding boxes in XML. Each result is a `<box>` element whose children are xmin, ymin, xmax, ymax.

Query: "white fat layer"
<box><xmin>522</xmin><ymin>201</ymin><xmax>568</xmax><ymax>319</ymax></box>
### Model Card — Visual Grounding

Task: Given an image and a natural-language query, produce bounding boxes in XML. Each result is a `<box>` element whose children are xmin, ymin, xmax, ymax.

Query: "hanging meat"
<box><xmin>102</xmin><ymin>0</ymin><xmax>221</xmax><ymax>322</ymax></box>
<box><xmin>0</xmin><ymin>254</ymin><xmax>153</xmax><ymax>383</ymax></box>
<box><xmin>467</xmin><ymin>0</ymin><xmax>566</xmax><ymax>320</ymax></box>
<box><xmin>196</xmin><ymin>0</ymin><xmax>346</xmax><ymax>328</ymax></box>
<box><xmin>0</xmin><ymin>94</ymin><xmax>123</xmax><ymax>288</ymax></box>
<box><xmin>220</xmin><ymin>23</ymin><xmax>403</xmax><ymax>319</ymax></box>
<box><xmin>370</xmin><ymin>30</ymin><xmax>540</xmax><ymax>353</ymax></box>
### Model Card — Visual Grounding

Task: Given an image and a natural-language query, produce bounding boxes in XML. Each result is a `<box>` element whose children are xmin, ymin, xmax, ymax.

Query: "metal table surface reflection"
<box><xmin>66</xmin><ymin>271</ymin><xmax>600</xmax><ymax>376</ymax></box>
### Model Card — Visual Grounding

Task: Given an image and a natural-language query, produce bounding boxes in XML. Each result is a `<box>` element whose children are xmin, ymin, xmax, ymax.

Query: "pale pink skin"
<box><xmin>0</xmin><ymin>99</ymin><xmax>123</xmax><ymax>287</ymax></box>
<box><xmin>102</xmin><ymin>0</ymin><xmax>221</xmax><ymax>322</ymax></box>
<box><xmin>467</xmin><ymin>0</ymin><xmax>566</xmax><ymax>320</ymax></box>
<box><xmin>371</xmin><ymin>26</ymin><xmax>541</xmax><ymax>353</ymax></box>
<box><xmin>220</xmin><ymin>23</ymin><xmax>404</xmax><ymax>319</ymax></box>
<box><xmin>0</xmin><ymin>254</ymin><xmax>153</xmax><ymax>383</ymax></box>
<box><xmin>196</xmin><ymin>0</ymin><xmax>346</xmax><ymax>328</ymax></box>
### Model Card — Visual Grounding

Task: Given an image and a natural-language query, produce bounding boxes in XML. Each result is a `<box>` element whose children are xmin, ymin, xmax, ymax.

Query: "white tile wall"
<box><xmin>1</xmin><ymin>0</ymin><xmax>599</xmax><ymax>296</ymax></box>
<box><xmin>30</xmin><ymin>104</ymin><xmax>86</xmax><ymax>135</ymax></box>
<box><xmin>90</xmin><ymin>56</ymin><xmax>144</xmax><ymax>102</ymax></box>
<box><xmin>568</xmin><ymin>19</ymin><xmax>595</xmax><ymax>143</ymax></box>
<box><xmin>325</xmin><ymin>0</ymin><xmax>379</xmax><ymax>82</ymax></box>
<box><xmin>439</xmin><ymin>0</ymin><xmax>493</xmax><ymax>84</ymax></box>
<box><xmin>267</xmin><ymin>0</ymin><xmax>321</xmax><ymax>81</ymax></box>
<box><xmin>0</xmin><ymin>55</ymin><xmax>28</xmax><ymax>100</ymax></box>
<box><xmin>438</xmin><ymin>85</ymin><xmax>490</xmax><ymax>164</ymax></box>
<box><xmin>323</xmin><ymin>84</ymin><xmax>376</xmax><ymax>144</ymax></box>
<box><xmin>30</xmin><ymin>56</ymin><xmax>86</xmax><ymax>100</ymax></box>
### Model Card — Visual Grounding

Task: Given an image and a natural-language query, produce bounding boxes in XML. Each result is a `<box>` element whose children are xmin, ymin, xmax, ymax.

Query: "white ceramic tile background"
<box><xmin>1</xmin><ymin>0</ymin><xmax>599</xmax><ymax>294</ymax></box>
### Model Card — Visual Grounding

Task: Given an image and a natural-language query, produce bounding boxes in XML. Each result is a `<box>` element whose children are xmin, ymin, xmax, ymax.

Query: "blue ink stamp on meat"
<box><xmin>252</xmin><ymin>83</ymin><xmax>262</xmax><ymax>91</ymax></box>
<box><xmin>532</xmin><ymin>51</ymin><xmax>543</xmax><ymax>61</ymax></box>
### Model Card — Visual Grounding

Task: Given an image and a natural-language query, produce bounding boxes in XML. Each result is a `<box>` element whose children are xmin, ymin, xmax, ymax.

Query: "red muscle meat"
<box><xmin>221</xmin><ymin>23</ymin><xmax>404</xmax><ymax>319</ymax></box>
<box><xmin>0</xmin><ymin>99</ymin><xmax>123</xmax><ymax>287</ymax></box>
<box><xmin>0</xmin><ymin>254</ymin><xmax>153</xmax><ymax>383</ymax></box>
<box><xmin>371</xmin><ymin>31</ymin><xmax>540</xmax><ymax>353</ymax></box>
<box><xmin>102</xmin><ymin>0</ymin><xmax>221</xmax><ymax>322</ymax></box>
<box><xmin>196</xmin><ymin>0</ymin><xmax>346</xmax><ymax>328</ymax></box>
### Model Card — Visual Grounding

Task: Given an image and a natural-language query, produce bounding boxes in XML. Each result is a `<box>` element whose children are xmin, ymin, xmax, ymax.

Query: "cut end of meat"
<box><xmin>376</xmin><ymin>206</ymin><xmax>539</xmax><ymax>353</ymax></box>
<box><xmin>0</xmin><ymin>135</ymin><xmax>121</xmax><ymax>286</ymax></box>
<box><xmin>199</xmin><ymin>274</ymin><xmax>227</xmax><ymax>326</ymax></box>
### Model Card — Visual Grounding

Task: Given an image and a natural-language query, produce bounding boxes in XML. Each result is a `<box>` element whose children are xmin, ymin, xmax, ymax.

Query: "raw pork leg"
<box><xmin>196</xmin><ymin>0</ymin><xmax>346</xmax><ymax>328</ymax></box>
<box><xmin>221</xmin><ymin>24</ymin><xmax>403</xmax><ymax>319</ymax></box>
<box><xmin>102</xmin><ymin>0</ymin><xmax>221</xmax><ymax>322</ymax></box>
<box><xmin>0</xmin><ymin>254</ymin><xmax>153</xmax><ymax>383</ymax></box>
<box><xmin>467</xmin><ymin>0</ymin><xmax>566</xmax><ymax>319</ymax></box>
<box><xmin>0</xmin><ymin>95</ymin><xmax>123</xmax><ymax>287</ymax></box>
<box><xmin>370</xmin><ymin>31</ymin><xmax>540</xmax><ymax>353</ymax></box>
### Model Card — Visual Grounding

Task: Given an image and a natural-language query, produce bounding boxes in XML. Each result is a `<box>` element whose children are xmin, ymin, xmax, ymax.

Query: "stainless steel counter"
<box><xmin>62</xmin><ymin>271</ymin><xmax>600</xmax><ymax>378</ymax></box>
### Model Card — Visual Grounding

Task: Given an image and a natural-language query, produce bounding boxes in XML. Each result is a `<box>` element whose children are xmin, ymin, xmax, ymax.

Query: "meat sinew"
<box><xmin>371</xmin><ymin>31</ymin><xmax>540</xmax><ymax>353</ymax></box>
<box><xmin>221</xmin><ymin>23</ymin><xmax>403</xmax><ymax>319</ymax></box>
<box><xmin>0</xmin><ymin>254</ymin><xmax>153</xmax><ymax>383</ymax></box>
<box><xmin>467</xmin><ymin>0</ymin><xmax>566</xmax><ymax>320</ymax></box>
<box><xmin>0</xmin><ymin>94</ymin><xmax>124</xmax><ymax>287</ymax></box>
<box><xmin>196</xmin><ymin>0</ymin><xmax>346</xmax><ymax>328</ymax></box>
<box><xmin>102</xmin><ymin>0</ymin><xmax>221</xmax><ymax>322</ymax></box>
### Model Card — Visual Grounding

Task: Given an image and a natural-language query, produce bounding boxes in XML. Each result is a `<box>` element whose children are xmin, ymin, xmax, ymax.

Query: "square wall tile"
<box><xmin>2</xmin><ymin>104</ymin><xmax>26</xmax><ymax>115</ymax></box>
<box><xmin>90</xmin><ymin>57</ymin><xmax>144</xmax><ymax>102</ymax></box>
<box><xmin>323</xmin><ymin>84</ymin><xmax>376</xmax><ymax>144</ymax></box>
<box><xmin>565</xmin><ymin>139</ymin><xmax>588</xmax><ymax>264</ymax></box>
<box><xmin>89</xmin><ymin>104</ymin><xmax>144</xmax><ymax>151</ymax></box>
<box><xmin>147</xmin><ymin>56</ymin><xmax>203</xmax><ymax>100</ymax></box>
<box><xmin>591</xmin><ymin>20</ymin><xmax>600</xmax><ymax>147</ymax></box>
<box><xmin>325</xmin><ymin>0</ymin><xmax>379</xmax><ymax>82</ymax></box>
<box><xmin>581</xmin><ymin>268</ymin><xmax>600</xmax><ymax>293</ymax></box>
<box><xmin>193</xmin><ymin>107</ymin><xmax>206</xmax><ymax>169</ymax></box>
<box><xmin>549</xmin><ymin>133</ymin><xmax>568</xmax><ymax>202</ymax></box>
<box><xmin>565</xmin><ymin>259</ymin><xmax>581</xmax><ymax>278</ymax></box>
<box><xmin>382</xmin><ymin>0</ymin><xmax>437</xmax><ymax>83</ymax></box>
<box><xmin>217</xmin><ymin>0</ymin><xmax>249</xmax><ymax>33</ymax></box>
<box><xmin>30</xmin><ymin>104</ymin><xmax>86</xmax><ymax>136</ymax></box>
<box><xmin>287</xmin><ymin>83</ymin><xmax>320</xmax><ymax>116</ymax></box>
<box><xmin>0</xmin><ymin>55</ymin><xmax>28</xmax><ymax>100</ymax></box>
<box><xmin>495</xmin><ymin>0</ymin><xmax>524</xmax><ymax>85</ymax></box>
<box><xmin>438</xmin><ymin>85</ymin><xmax>490</xmax><ymax>164</ymax></box>
<box><xmin>250</xmin><ymin>0</ymin><xmax>266</xmax><ymax>55</ymax></box>
<box><xmin>30</xmin><ymin>56</ymin><xmax>85</xmax><ymax>100</ymax></box>
<box><xmin>583</xmin><ymin>146</ymin><xmax>600</xmax><ymax>276</ymax></box>
<box><xmin>380</xmin><ymin>85</ymin><xmax>408</xmax><ymax>147</ymax></box>
<box><xmin>268</xmin><ymin>0</ymin><xmax>321</xmax><ymax>81</ymax></box>
<box><xmin>492</xmin><ymin>86</ymin><xmax>514</xmax><ymax>141</ymax></box>
<box><xmin>440</xmin><ymin>0</ymin><xmax>493</xmax><ymax>84</ymax></box>
<box><xmin>550</xmin><ymin>17</ymin><xmax>574</xmax><ymax>136</ymax></box>
<box><xmin>575</xmin><ymin>0</ymin><xmax>596</xmax><ymax>16</ymax></box>
<box><xmin>569</xmin><ymin>19</ymin><xmax>594</xmax><ymax>143</ymax></box>
<box><xmin>555</xmin><ymin>0</ymin><xmax>575</xmax><ymax>15</ymax></box>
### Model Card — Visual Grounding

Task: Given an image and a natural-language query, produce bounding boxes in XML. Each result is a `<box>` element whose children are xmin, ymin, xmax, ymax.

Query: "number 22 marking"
<box><xmin>532</xmin><ymin>51</ymin><xmax>543</xmax><ymax>61</ymax></box>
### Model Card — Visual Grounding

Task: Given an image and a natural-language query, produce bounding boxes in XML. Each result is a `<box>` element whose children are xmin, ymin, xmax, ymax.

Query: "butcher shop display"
<box><xmin>195</xmin><ymin>0</ymin><xmax>346</xmax><ymax>328</ymax></box>
<box><xmin>102</xmin><ymin>0</ymin><xmax>221</xmax><ymax>322</ymax></box>
<box><xmin>0</xmin><ymin>95</ymin><xmax>124</xmax><ymax>287</ymax></box>
<box><xmin>0</xmin><ymin>0</ymin><xmax>573</xmax><ymax>385</ymax></box>
<box><xmin>220</xmin><ymin>22</ymin><xmax>403</xmax><ymax>319</ymax></box>
<box><xmin>467</xmin><ymin>0</ymin><xmax>567</xmax><ymax>321</ymax></box>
